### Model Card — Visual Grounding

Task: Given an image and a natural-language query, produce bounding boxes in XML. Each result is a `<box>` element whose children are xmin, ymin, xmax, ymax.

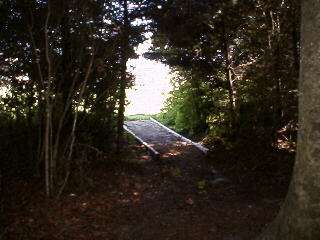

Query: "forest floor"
<box><xmin>2</xmin><ymin>123</ymin><xmax>294</xmax><ymax>240</ymax></box>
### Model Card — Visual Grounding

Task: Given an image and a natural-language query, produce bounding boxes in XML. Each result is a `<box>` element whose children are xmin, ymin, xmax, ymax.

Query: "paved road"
<box><xmin>124</xmin><ymin>120</ymin><xmax>196</xmax><ymax>155</ymax></box>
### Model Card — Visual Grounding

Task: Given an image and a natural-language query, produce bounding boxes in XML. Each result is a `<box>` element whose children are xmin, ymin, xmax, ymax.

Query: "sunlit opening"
<box><xmin>125</xmin><ymin>37</ymin><xmax>172</xmax><ymax>116</ymax></box>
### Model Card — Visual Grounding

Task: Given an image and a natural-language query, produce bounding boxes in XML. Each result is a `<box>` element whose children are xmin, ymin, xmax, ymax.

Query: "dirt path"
<box><xmin>4</xmin><ymin>121</ymin><xmax>281</xmax><ymax>240</ymax></box>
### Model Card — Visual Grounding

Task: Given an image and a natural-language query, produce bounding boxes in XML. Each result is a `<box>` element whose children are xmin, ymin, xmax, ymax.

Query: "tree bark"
<box><xmin>117</xmin><ymin>0</ymin><xmax>129</xmax><ymax>152</ymax></box>
<box><xmin>222</xmin><ymin>20</ymin><xmax>237</xmax><ymax>132</ymax></box>
<box><xmin>44</xmin><ymin>1</ymin><xmax>52</xmax><ymax>197</ymax></box>
<box><xmin>258</xmin><ymin>1</ymin><xmax>320</xmax><ymax>239</ymax></box>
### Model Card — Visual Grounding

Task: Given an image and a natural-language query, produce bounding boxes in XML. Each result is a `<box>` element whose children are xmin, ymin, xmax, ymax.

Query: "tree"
<box><xmin>145</xmin><ymin>0</ymin><xmax>300</xmax><ymax>144</ymax></box>
<box><xmin>0</xmin><ymin>0</ymin><xmax>145</xmax><ymax>197</ymax></box>
<box><xmin>258</xmin><ymin>1</ymin><xmax>320</xmax><ymax>239</ymax></box>
<box><xmin>117</xmin><ymin>0</ymin><xmax>130</xmax><ymax>151</ymax></box>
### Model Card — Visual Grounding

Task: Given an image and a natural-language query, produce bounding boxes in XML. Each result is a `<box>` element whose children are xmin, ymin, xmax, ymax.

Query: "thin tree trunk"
<box><xmin>222</xmin><ymin>20</ymin><xmax>237</xmax><ymax>131</ymax></box>
<box><xmin>117</xmin><ymin>0</ymin><xmax>129</xmax><ymax>152</ymax></box>
<box><xmin>44</xmin><ymin>1</ymin><xmax>52</xmax><ymax>197</ymax></box>
<box><xmin>44</xmin><ymin>105</ymin><xmax>51</xmax><ymax>196</ymax></box>
<box><xmin>26</xmin><ymin>7</ymin><xmax>45</xmax><ymax>174</ymax></box>
<box><xmin>268</xmin><ymin>9</ymin><xmax>282</xmax><ymax>141</ymax></box>
<box><xmin>57</xmin><ymin>47</ymin><xmax>94</xmax><ymax>198</ymax></box>
<box><xmin>258</xmin><ymin>1</ymin><xmax>320</xmax><ymax>239</ymax></box>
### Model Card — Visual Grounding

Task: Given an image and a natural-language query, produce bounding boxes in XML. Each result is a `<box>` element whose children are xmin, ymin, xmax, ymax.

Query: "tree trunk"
<box><xmin>258</xmin><ymin>1</ymin><xmax>320</xmax><ymax>239</ymax></box>
<box><xmin>117</xmin><ymin>0</ymin><xmax>129</xmax><ymax>152</ymax></box>
<box><xmin>222</xmin><ymin>21</ymin><xmax>237</xmax><ymax>132</ymax></box>
<box><xmin>0</xmin><ymin>168</ymin><xmax>4</xmax><ymax>237</ymax></box>
<box><xmin>52</xmin><ymin>1</ymin><xmax>73</xmax><ymax>170</ymax></box>
<box><xmin>44</xmin><ymin>1</ymin><xmax>53</xmax><ymax>197</ymax></box>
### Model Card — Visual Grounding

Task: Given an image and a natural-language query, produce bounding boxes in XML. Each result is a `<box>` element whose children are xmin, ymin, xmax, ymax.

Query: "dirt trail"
<box><xmin>103</xmin><ymin>120</ymin><xmax>269</xmax><ymax>240</ymax></box>
<box><xmin>4</xmin><ymin>121</ymin><xmax>280</xmax><ymax>240</ymax></box>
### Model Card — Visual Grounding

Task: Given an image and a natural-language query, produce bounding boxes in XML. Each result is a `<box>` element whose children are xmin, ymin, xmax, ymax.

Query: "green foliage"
<box><xmin>158</xmin><ymin>69</ymin><xmax>208</xmax><ymax>137</ymax></box>
<box><xmin>147</xmin><ymin>0</ymin><xmax>300</xmax><ymax>144</ymax></box>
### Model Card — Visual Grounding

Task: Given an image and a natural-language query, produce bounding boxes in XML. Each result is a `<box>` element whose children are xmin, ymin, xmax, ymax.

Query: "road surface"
<box><xmin>124</xmin><ymin>119</ymin><xmax>207</xmax><ymax>156</ymax></box>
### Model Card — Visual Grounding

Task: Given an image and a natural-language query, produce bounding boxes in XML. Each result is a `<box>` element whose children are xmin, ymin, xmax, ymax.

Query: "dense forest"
<box><xmin>0</xmin><ymin>0</ymin><xmax>319</xmax><ymax>239</ymax></box>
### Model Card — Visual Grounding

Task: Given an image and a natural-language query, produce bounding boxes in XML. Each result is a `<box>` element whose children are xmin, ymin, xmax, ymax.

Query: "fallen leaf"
<box><xmin>185</xmin><ymin>197</ymin><xmax>194</xmax><ymax>205</ymax></box>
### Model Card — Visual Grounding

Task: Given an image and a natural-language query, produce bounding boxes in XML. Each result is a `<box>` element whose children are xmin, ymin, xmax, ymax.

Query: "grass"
<box><xmin>125</xmin><ymin>114</ymin><xmax>160</xmax><ymax>121</ymax></box>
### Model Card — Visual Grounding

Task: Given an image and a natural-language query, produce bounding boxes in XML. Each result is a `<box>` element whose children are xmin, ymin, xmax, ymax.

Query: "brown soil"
<box><xmin>2</xmin><ymin>123</ymin><xmax>294</xmax><ymax>240</ymax></box>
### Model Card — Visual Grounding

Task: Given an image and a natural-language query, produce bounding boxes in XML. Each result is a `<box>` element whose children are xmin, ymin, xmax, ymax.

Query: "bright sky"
<box><xmin>125</xmin><ymin>38</ymin><xmax>172</xmax><ymax>115</ymax></box>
